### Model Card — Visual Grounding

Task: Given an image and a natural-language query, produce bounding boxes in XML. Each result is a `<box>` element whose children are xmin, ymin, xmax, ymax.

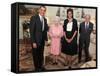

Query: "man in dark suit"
<box><xmin>29</xmin><ymin>6</ymin><xmax>48</xmax><ymax>71</ymax></box>
<box><xmin>78</xmin><ymin>14</ymin><xmax>93</xmax><ymax>63</ymax></box>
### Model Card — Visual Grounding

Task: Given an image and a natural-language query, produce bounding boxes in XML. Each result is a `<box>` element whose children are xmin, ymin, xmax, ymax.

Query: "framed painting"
<box><xmin>11</xmin><ymin>2</ymin><xmax>97</xmax><ymax>73</ymax></box>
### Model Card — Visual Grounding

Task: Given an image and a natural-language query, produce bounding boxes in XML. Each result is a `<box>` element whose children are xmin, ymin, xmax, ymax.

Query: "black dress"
<box><xmin>61</xmin><ymin>18</ymin><xmax>78</xmax><ymax>55</ymax></box>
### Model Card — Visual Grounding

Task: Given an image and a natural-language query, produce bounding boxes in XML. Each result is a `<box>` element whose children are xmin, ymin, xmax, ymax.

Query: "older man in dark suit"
<box><xmin>29</xmin><ymin>6</ymin><xmax>48</xmax><ymax>71</ymax></box>
<box><xmin>78</xmin><ymin>14</ymin><xmax>93</xmax><ymax>63</ymax></box>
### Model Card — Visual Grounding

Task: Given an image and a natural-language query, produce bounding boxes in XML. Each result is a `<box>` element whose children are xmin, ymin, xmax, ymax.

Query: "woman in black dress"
<box><xmin>61</xmin><ymin>8</ymin><xmax>78</xmax><ymax>68</ymax></box>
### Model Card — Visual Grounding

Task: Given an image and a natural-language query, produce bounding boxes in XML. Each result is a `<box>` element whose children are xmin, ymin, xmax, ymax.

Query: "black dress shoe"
<box><xmin>52</xmin><ymin>62</ymin><xmax>58</xmax><ymax>65</ymax></box>
<box><xmin>35</xmin><ymin>68</ymin><xmax>40</xmax><ymax>72</ymax></box>
<box><xmin>68</xmin><ymin>66</ymin><xmax>72</xmax><ymax>69</ymax></box>
<box><xmin>35</xmin><ymin>67</ymin><xmax>45</xmax><ymax>72</ymax></box>
<box><xmin>85</xmin><ymin>57</ymin><xmax>92</xmax><ymax>62</ymax></box>
<box><xmin>63</xmin><ymin>63</ymin><xmax>68</xmax><ymax>66</ymax></box>
<box><xmin>78</xmin><ymin>60</ymin><xmax>81</xmax><ymax>63</ymax></box>
<box><xmin>41</xmin><ymin>67</ymin><xmax>46</xmax><ymax>71</ymax></box>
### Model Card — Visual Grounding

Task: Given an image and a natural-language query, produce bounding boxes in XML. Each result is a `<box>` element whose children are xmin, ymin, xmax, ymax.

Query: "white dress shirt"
<box><xmin>66</xmin><ymin>22</ymin><xmax>73</xmax><ymax>31</ymax></box>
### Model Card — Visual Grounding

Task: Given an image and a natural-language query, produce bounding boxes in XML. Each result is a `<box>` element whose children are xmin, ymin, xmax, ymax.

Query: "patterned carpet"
<box><xmin>19</xmin><ymin>42</ymin><xmax>96</xmax><ymax>72</ymax></box>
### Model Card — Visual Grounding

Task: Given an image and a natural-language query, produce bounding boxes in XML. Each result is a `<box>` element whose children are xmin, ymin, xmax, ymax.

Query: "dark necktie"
<box><xmin>85</xmin><ymin>23</ymin><xmax>88</xmax><ymax>31</ymax></box>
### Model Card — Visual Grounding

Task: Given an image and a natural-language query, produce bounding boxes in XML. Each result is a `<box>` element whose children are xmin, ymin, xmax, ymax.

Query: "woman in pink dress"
<box><xmin>48</xmin><ymin>16</ymin><xmax>63</xmax><ymax>65</ymax></box>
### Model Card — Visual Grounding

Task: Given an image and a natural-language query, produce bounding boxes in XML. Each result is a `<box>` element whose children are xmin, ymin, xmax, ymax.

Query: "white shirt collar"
<box><xmin>39</xmin><ymin>14</ymin><xmax>44</xmax><ymax>22</ymax></box>
<box><xmin>39</xmin><ymin>14</ymin><xmax>42</xmax><ymax>19</ymax></box>
<box><xmin>85</xmin><ymin>22</ymin><xmax>89</xmax><ymax>25</ymax></box>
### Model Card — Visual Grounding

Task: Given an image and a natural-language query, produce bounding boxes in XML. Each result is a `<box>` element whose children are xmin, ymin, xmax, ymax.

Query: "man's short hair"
<box><xmin>39</xmin><ymin>5</ymin><xmax>46</xmax><ymax>9</ymax></box>
<box><xmin>84</xmin><ymin>14</ymin><xmax>91</xmax><ymax>19</ymax></box>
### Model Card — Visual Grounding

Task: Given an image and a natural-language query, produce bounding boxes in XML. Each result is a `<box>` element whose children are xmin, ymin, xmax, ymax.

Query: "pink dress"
<box><xmin>48</xmin><ymin>24</ymin><xmax>63</xmax><ymax>55</ymax></box>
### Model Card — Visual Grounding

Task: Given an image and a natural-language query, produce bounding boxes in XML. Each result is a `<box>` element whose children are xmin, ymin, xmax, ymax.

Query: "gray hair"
<box><xmin>51</xmin><ymin>16</ymin><xmax>61</xmax><ymax>24</ymax></box>
<box><xmin>84</xmin><ymin>14</ymin><xmax>91</xmax><ymax>19</ymax></box>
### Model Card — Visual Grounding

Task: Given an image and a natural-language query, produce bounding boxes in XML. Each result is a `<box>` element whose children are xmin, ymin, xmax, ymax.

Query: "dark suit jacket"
<box><xmin>29</xmin><ymin>15</ymin><xmax>48</xmax><ymax>46</ymax></box>
<box><xmin>79</xmin><ymin>22</ymin><xmax>93</xmax><ymax>41</ymax></box>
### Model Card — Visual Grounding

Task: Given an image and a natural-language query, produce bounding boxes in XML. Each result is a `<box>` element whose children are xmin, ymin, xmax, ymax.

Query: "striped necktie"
<box><xmin>85</xmin><ymin>23</ymin><xmax>89</xmax><ymax>31</ymax></box>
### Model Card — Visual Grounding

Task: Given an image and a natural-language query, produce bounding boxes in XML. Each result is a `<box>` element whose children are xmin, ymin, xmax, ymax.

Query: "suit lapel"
<box><xmin>83</xmin><ymin>22</ymin><xmax>86</xmax><ymax>31</ymax></box>
<box><xmin>37</xmin><ymin>15</ymin><xmax>42</xmax><ymax>30</ymax></box>
<box><xmin>88</xmin><ymin>22</ymin><xmax>91</xmax><ymax>29</ymax></box>
<box><xmin>38</xmin><ymin>15</ymin><xmax>42</xmax><ymax>25</ymax></box>
<box><xmin>43</xmin><ymin>17</ymin><xmax>46</xmax><ymax>29</ymax></box>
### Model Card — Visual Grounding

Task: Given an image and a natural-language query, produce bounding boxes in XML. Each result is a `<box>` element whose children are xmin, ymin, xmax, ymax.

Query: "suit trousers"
<box><xmin>32</xmin><ymin>34</ymin><xmax>45</xmax><ymax>70</ymax></box>
<box><xmin>78</xmin><ymin>38</ymin><xmax>90</xmax><ymax>61</ymax></box>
